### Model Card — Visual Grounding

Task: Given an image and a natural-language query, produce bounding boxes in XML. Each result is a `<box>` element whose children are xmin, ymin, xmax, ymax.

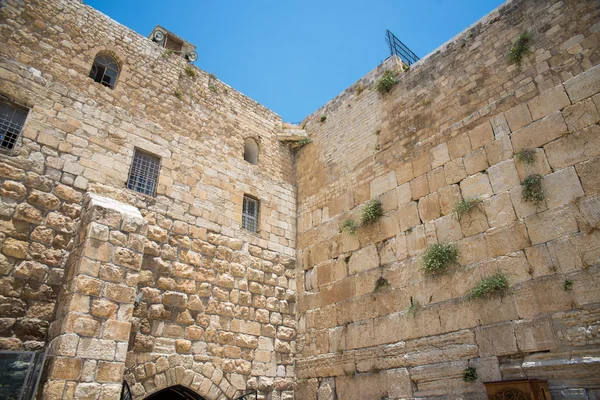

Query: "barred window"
<box><xmin>0</xmin><ymin>97</ymin><xmax>29</xmax><ymax>151</ymax></box>
<box><xmin>89</xmin><ymin>54</ymin><xmax>120</xmax><ymax>89</ymax></box>
<box><xmin>242</xmin><ymin>195</ymin><xmax>259</xmax><ymax>233</ymax></box>
<box><xmin>127</xmin><ymin>149</ymin><xmax>161</xmax><ymax>197</ymax></box>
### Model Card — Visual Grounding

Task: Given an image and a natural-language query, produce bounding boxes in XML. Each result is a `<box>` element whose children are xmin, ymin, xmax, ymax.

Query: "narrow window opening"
<box><xmin>0</xmin><ymin>96</ymin><xmax>29</xmax><ymax>151</ymax></box>
<box><xmin>89</xmin><ymin>54</ymin><xmax>120</xmax><ymax>89</ymax></box>
<box><xmin>242</xmin><ymin>195</ymin><xmax>259</xmax><ymax>233</ymax></box>
<box><xmin>127</xmin><ymin>149</ymin><xmax>161</xmax><ymax>197</ymax></box>
<box><xmin>244</xmin><ymin>138</ymin><xmax>259</xmax><ymax>165</ymax></box>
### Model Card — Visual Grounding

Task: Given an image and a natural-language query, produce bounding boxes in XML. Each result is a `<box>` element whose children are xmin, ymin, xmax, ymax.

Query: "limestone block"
<box><xmin>398</xmin><ymin>202</ymin><xmax>421</xmax><ymax>232</ymax></box>
<box><xmin>545</xmin><ymin>124</ymin><xmax>600</xmax><ymax>169</ymax></box>
<box><xmin>457</xmin><ymin>233</ymin><xmax>488</xmax><ymax>265</ymax></box>
<box><xmin>434</xmin><ymin>214</ymin><xmax>463</xmax><ymax>243</ymax></box>
<box><xmin>395</xmin><ymin>162</ymin><xmax>414</xmax><ymax>185</ymax></box>
<box><xmin>348</xmin><ymin>244</ymin><xmax>379</xmax><ymax>275</ymax></box>
<box><xmin>444</xmin><ymin>158</ymin><xmax>467</xmax><ymax>185</ymax></box>
<box><xmin>509</xmin><ymin>185</ymin><xmax>547</xmax><ymax>219</ymax></box>
<box><xmin>468</xmin><ymin>122</ymin><xmax>494</xmax><ymax>149</ymax></box>
<box><xmin>460</xmin><ymin>173</ymin><xmax>493</xmax><ymax>200</ymax></box>
<box><xmin>76</xmin><ymin>338</ymin><xmax>116</xmax><ymax>360</ymax></box>
<box><xmin>48</xmin><ymin>356</ymin><xmax>82</xmax><ymax>380</ymax></box>
<box><xmin>386</xmin><ymin>368</ymin><xmax>412</xmax><ymax>398</ymax></box>
<box><xmin>409</xmin><ymin>360</ymin><xmax>473</xmax><ymax>397</ymax></box>
<box><xmin>410</xmin><ymin>175</ymin><xmax>429</xmax><ymax>200</ymax></box>
<box><xmin>427</xmin><ymin>167</ymin><xmax>446</xmax><ymax>192</ymax></box>
<box><xmin>485</xmin><ymin>222</ymin><xmax>530</xmax><ymax>258</ymax></box>
<box><xmin>475</xmin><ymin>322</ymin><xmax>518</xmax><ymax>357</ymax></box>
<box><xmin>0</xmin><ymin>163</ymin><xmax>25</xmax><ymax>181</ymax></box>
<box><xmin>418</xmin><ymin>192</ymin><xmax>440</xmax><ymax>222</ymax></box>
<box><xmin>514</xmin><ymin>317</ymin><xmax>557</xmax><ymax>353</ymax></box>
<box><xmin>1</xmin><ymin>181</ymin><xmax>26</xmax><ymax>201</ymax></box>
<box><xmin>505</xmin><ymin>103</ymin><xmax>532</xmax><ymax>132</ymax></box>
<box><xmin>412</xmin><ymin>151</ymin><xmax>431</xmax><ymax>176</ymax></box>
<box><xmin>295</xmin><ymin>379</ymin><xmax>318</xmax><ymax>400</ymax></box>
<box><xmin>464</xmin><ymin>148</ymin><xmax>489</xmax><ymax>175</ymax></box>
<box><xmin>575</xmin><ymin>156</ymin><xmax>600</xmax><ymax>195</ymax></box>
<box><xmin>370</xmin><ymin>171</ymin><xmax>396</xmax><ymax>199</ymax></box>
<box><xmin>525</xmin><ymin>206</ymin><xmax>579</xmax><ymax>245</ymax></box>
<box><xmin>484</xmin><ymin>193</ymin><xmax>516</xmax><ymax>228</ymax></box>
<box><xmin>511</xmin><ymin>111</ymin><xmax>568</xmax><ymax>152</ymax></box>
<box><xmin>470</xmin><ymin>357</ymin><xmax>502</xmax><ymax>382</ymax></box>
<box><xmin>491</xmin><ymin>113</ymin><xmax>511</xmax><ymax>138</ymax></box>
<box><xmin>430</xmin><ymin>142</ymin><xmax>450</xmax><ymax>169</ymax></box>
<box><xmin>514</xmin><ymin>277</ymin><xmax>573</xmax><ymax>319</ymax></box>
<box><xmin>406</xmin><ymin>225</ymin><xmax>426</xmax><ymax>256</ymax></box>
<box><xmin>14</xmin><ymin>203</ymin><xmax>44</xmax><ymax>224</ymax></box>
<box><xmin>438</xmin><ymin>184</ymin><xmax>462</xmax><ymax>216</ymax></box>
<box><xmin>27</xmin><ymin>190</ymin><xmax>60</xmax><ymax>211</ymax></box>
<box><xmin>563</xmin><ymin>63</ymin><xmax>600</xmax><ymax>103</ymax></box>
<box><xmin>488</xmin><ymin>160</ymin><xmax>520</xmax><ymax>194</ymax></box>
<box><xmin>459</xmin><ymin>204</ymin><xmax>489</xmax><ymax>237</ymax></box>
<box><xmin>543</xmin><ymin>167</ymin><xmax>585</xmax><ymax>209</ymax></box>
<box><xmin>563</xmin><ymin>98</ymin><xmax>600</xmax><ymax>132</ymax></box>
<box><xmin>448</xmin><ymin>134</ymin><xmax>472</xmax><ymax>160</ymax></box>
<box><xmin>527</xmin><ymin>84</ymin><xmax>571</xmax><ymax>121</ymax></box>
<box><xmin>485</xmin><ymin>136</ymin><xmax>513</xmax><ymax>166</ymax></box>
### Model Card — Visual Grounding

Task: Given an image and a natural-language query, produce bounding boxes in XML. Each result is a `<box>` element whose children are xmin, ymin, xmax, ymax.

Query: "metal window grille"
<box><xmin>127</xmin><ymin>149</ymin><xmax>161</xmax><ymax>197</ymax></box>
<box><xmin>242</xmin><ymin>196</ymin><xmax>259</xmax><ymax>233</ymax></box>
<box><xmin>0</xmin><ymin>98</ymin><xmax>28</xmax><ymax>150</ymax></box>
<box><xmin>0</xmin><ymin>348</ymin><xmax>48</xmax><ymax>400</ymax></box>
<box><xmin>89</xmin><ymin>54</ymin><xmax>120</xmax><ymax>89</ymax></box>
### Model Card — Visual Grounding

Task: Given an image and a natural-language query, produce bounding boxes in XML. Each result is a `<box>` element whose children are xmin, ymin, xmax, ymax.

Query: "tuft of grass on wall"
<box><xmin>320</xmin><ymin>115</ymin><xmax>327</xmax><ymax>122</ymax></box>
<box><xmin>342</xmin><ymin>219</ymin><xmax>358</xmax><ymax>235</ymax></box>
<box><xmin>521</xmin><ymin>174</ymin><xmax>545</xmax><ymax>205</ymax></box>
<box><xmin>515</xmin><ymin>149</ymin><xmax>536</xmax><ymax>165</ymax></box>
<box><xmin>373</xmin><ymin>277</ymin><xmax>390</xmax><ymax>292</ymax></box>
<box><xmin>453</xmin><ymin>198</ymin><xmax>481</xmax><ymax>220</ymax></box>
<box><xmin>422</xmin><ymin>243</ymin><xmax>459</xmax><ymax>274</ymax></box>
<box><xmin>375</xmin><ymin>70</ymin><xmax>398</xmax><ymax>94</ymax></box>
<box><xmin>563</xmin><ymin>279</ymin><xmax>573</xmax><ymax>291</ymax></box>
<box><xmin>463</xmin><ymin>367</ymin><xmax>478</xmax><ymax>383</ymax></box>
<box><xmin>184</xmin><ymin>65</ymin><xmax>196</xmax><ymax>78</ymax></box>
<box><xmin>297</xmin><ymin>137</ymin><xmax>312</xmax><ymax>146</ymax></box>
<box><xmin>360</xmin><ymin>200</ymin><xmax>383</xmax><ymax>225</ymax></box>
<box><xmin>467</xmin><ymin>272</ymin><xmax>509</xmax><ymax>299</ymax></box>
<box><xmin>509</xmin><ymin>32</ymin><xmax>532</xmax><ymax>66</ymax></box>
<box><xmin>174</xmin><ymin>89</ymin><xmax>183</xmax><ymax>99</ymax></box>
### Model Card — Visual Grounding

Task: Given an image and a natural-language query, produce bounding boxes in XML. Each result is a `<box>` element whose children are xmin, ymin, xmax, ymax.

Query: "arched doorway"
<box><xmin>144</xmin><ymin>385</ymin><xmax>206</xmax><ymax>400</ymax></box>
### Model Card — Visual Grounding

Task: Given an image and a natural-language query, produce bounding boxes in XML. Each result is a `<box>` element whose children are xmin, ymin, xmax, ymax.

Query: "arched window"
<box><xmin>244</xmin><ymin>138</ymin><xmax>259</xmax><ymax>165</ymax></box>
<box><xmin>88</xmin><ymin>53</ymin><xmax>120</xmax><ymax>89</ymax></box>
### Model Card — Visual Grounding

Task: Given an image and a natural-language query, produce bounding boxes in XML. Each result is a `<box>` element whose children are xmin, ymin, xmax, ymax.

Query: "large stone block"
<box><xmin>417</xmin><ymin>192</ymin><xmax>440</xmax><ymax>223</ymax></box>
<box><xmin>460</xmin><ymin>173</ymin><xmax>493</xmax><ymax>200</ymax></box>
<box><xmin>511</xmin><ymin>111</ymin><xmax>568</xmax><ymax>152</ymax></box>
<box><xmin>525</xmin><ymin>206</ymin><xmax>579</xmax><ymax>245</ymax></box>
<box><xmin>527</xmin><ymin>84</ymin><xmax>571</xmax><ymax>121</ymax></box>
<box><xmin>475</xmin><ymin>322</ymin><xmax>518</xmax><ymax>357</ymax></box>
<box><xmin>514</xmin><ymin>317</ymin><xmax>557</xmax><ymax>353</ymax></box>
<box><xmin>348</xmin><ymin>244</ymin><xmax>379</xmax><ymax>275</ymax></box>
<box><xmin>398</xmin><ymin>202</ymin><xmax>421</xmax><ymax>232</ymax></box>
<box><xmin>505</xmin><ymin>103</ymin><xmax>533</xmax><ymax>132</ymax></box>
<box><xmin>575</xmin><ymin>156</ymin><xmax>600</xmax><ymax>195</ymax></box>
<box><xmin>463</xmin><ymin>148</ymin><xmax>489</xmax><ymax>175</ymax></box>
<box><xmin>543</xmin><ymin>167</ymin><xmax>585</xmax><ymax>209</ymax></box>
<box><xmin>484</xmin><ymin>193</ymin><xmax>516</xmax><ymax>228</ymax></box>
<box><xmin>488</xmin><ymin>160</ymin><xmax>520</xmax><ymax>194</ymax></box>
<box><xmin>485</xmin><ymin>222</ymin><xmax>530</xmax><ymax>258</ymax></box>
<box><xmin>444</xmin><ymin>158</ymin><xmax>467</xmax><ymax>185</ymax></box>
<box><xmin>563</xmin><ymin>63</ymin><xmax>600</xmax><ymax>103</ymax></box>
<box><xmin>468</xmin><ymin>122</ymin><xmax>494</xmax><ymax>150</ymax></box>
<box><xmin>544</xmin><ymin>124</ymin><xmax>600</xmax><ymax>169</ymax></box>
<box><xmin>563</xmin><ymin>98</ymin><xmax>600</xmax><ymax>132</ymax></box>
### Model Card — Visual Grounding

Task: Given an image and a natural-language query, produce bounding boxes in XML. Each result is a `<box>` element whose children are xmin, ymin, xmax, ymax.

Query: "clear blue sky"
<box><xmin>85</xmin><ymin>0</ymin><xmax>504</xmax><ymax>122</ymax></box>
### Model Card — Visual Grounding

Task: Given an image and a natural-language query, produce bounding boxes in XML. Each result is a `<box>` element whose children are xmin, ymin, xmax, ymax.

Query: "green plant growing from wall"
<box><xmin>297</xmin><ymin>137</ymin><xmax>312</xmax><ymax>146</ymax></box>
<box><xmin>463</xmin><ymin>367</ymin><xmax>478</xmax><ymax>383</ymax></box>
<box><xmin>373</xmin><ymin>277</ymin><xmax>390</xmax><ymax>292</ymax></box>
<box><xmin>174</xmin><ymin>89</ymin><xmax>183</xmax><ymax>99</ymax></box>
<box><xmin>509</xmin><ymin>32</ymin><xmax>532</xmax><ymax>66</ymax></box>
<box><xmin>209</xmin><ymin>84</ymin><xmax>217</xmax><ymax>92</ymax></box>
<box><xmin>184</xmin><ymin>65</ymin><xmax>196</xmax><ymax>78</ymax></box>
<box><xmin>422</xmin><ymin>243</ymin><xmax>459</xmax><ymax>274</ymax></box>
<box><xmin>342</xmin><ymin>219</ymin><xmax>358</xmax><ymax>235</ymax></box>
<box><xmin>320</xmin><ymin>115</ymin><xmax>327</xmax><ymax>122</ymax></box>
<box><xmin>453</xmin><ymin>198</ymin><xmax>481</xmax><ymax>220</ymax></box>
<box><xmin>563</xmin><ymin>279</ymin><xmax>574</xmax><ymax>291</ymax></box>
<box><xmin>515</xmin><ymin>149</ymin><xmax>536</xmax><ymax>165</ymax></box>
<box><xmin>521</xmin><ymin>174</ymin><xmax>545</xmax><ymax>205</ymax></box>
<box><xmin>355</xmin><ymin>83</ymin><xmax>365</xmax><ymax>96</ymax></box>
<box><xmin>375</xmin><ymin>70</ymin><xmax>398</xmax><ymax>94</ymax></box>
<box><xmin>162</xmin><ymin>49</ymin><xmax>174</xmax><ymax>58</ymax></box>
<box><xmin>401</xmin><ymin>63</ymin><xmax>410</xmax><ymax>72</ymax></box>
<box><xmin>360</xmin><ymin>199</ymin><xmax>383</xmax><ymax>225</ymax></box>
<box><xmin>468</xmin><ymin>271</ymin><xmax>509</xmax><ymax>299</ymax></box>
<box><xmin>407</xmin><ymin>297</ymin><xmax>418</xmax><ymax>317</ymax></box>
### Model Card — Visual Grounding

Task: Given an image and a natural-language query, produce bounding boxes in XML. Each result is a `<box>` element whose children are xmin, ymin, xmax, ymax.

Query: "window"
<box><xmin>244</xmin><ymin>138</ymin><xmax>259</xmax><ymax>165</ymax></box>
<box><xmin>0</xmin><ymin>97</ymin><xmax>29</xmax><ymax>151</ymax></box>
<box><xmin>89</xmin><ymin>54</ymin><xmax>120</xmax><ymax>89</ymax></box>
<box><xmin>242</xmin><ymin>196</ymin><xmax>259</xmax><ymax>233</ymax></box>
<box><xmin>127</xmin><ymin>149</ymin><xmax>161</xmax><ymax>197</ymax></box>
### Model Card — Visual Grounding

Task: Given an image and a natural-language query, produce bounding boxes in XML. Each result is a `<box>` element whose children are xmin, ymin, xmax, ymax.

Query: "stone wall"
<box><xmin>0</xmin><ymin>0</ymin><xmax>296</xmax><ymax>398</ymax></box>
<box><xmin>295</xmin><ymin>0</ymin><xmax>600</xmax><ymax>399</ymax></box>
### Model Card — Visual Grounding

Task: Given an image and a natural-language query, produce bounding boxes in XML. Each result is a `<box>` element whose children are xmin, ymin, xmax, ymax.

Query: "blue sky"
<box><xmin>86</xmin><ymin>0</ymin><xmax>504</xmax><ymax>122</ymax></box>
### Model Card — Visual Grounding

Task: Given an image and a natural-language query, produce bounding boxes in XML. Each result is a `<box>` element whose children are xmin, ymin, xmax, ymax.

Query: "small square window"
<box><xmin>0</xmin><ymin>97</ymin><xmax>29</xmax><ymax>151</ymax></box>
<box><xmin>242</xmin><ymin>195</ymin><xmax>259</xmax><ymax>233</ymax></box>
<box><xmin>127</xmin><ymin>149</ymin><xmax>161</xmax><ymax>197</ymax></box>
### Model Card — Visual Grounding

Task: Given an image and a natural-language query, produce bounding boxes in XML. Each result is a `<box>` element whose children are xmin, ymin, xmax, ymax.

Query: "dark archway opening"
<box><xmin>144</xmin><ymin>385</ymin><xmax>206</xmax><ymax>400</ymax></box>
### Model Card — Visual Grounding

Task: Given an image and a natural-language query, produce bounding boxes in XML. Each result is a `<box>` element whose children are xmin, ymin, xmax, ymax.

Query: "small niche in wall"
<box><xmin>244</xmin><ymin>138</ymin><xmax>259</xmax><ymax>165</ymax></box>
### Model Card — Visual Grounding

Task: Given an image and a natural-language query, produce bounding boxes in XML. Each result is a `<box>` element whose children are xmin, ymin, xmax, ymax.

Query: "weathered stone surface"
<box><xmin>527</xmin><ymin>84</ymin><xmax>571</xmax><ymax>121</ymax></box>
<box><xmin>525</xmin><ymin>206</ymin><xmax>579</xmax><ymax>245</ymax></box>
<box><xmin>511</xmin><ymin>112</ymin><xmax>568</xmax><ymax>152</ymax></box>
<box><xmin>563</xmin><ymin>63</ymin><xmax>600</xmax><ymax>102</ymax></box>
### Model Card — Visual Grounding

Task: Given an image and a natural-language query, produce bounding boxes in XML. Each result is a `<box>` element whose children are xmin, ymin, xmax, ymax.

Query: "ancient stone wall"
<box><xmin>0</xmin><ymin>0</ymin><xmax>296</xmax><ymax>398</ymax></box>
<box><xmin>295</xmin><ymin>0</ymin><xmax>600</xmax><ymax>398</ymax></box>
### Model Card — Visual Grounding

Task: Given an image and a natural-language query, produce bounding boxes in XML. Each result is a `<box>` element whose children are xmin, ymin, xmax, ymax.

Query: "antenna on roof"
<box><xmin>385</xmin><ymin>29</ymin><xmax>420</xmax><ymax>66</ymax></box>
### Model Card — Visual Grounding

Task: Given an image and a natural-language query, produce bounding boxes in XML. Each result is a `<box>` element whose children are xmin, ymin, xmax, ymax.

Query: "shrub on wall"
<box><xmin>509</xmin><ymin>32</ymin><xmax>532</xmax><ymax>65</ymax></box>
<box><xmin>521</xmin><ymin>174</ymin><xmax>545</xmax><ymax>205</ymax></box>
<box><xmin>422</xmin><ymin>243</ymin><xmax>459</xmax><ymax>274</ymax></box>
<box><xmin>360</xmin><ymin>200</ymin><xmax>383</xmax><ymax>225</ymax></box>
<box><xmin>375</xmin><ymin>70</ymin><xmax>398</xmax><ymax>94</ymax></box>
<box><xmin>453</xmin><ymin>198</ymin><xmax>481</xmax><ymax>220</ymax></box>
<box><xmin>467</xmin><ymin>272</ymin><xmax>509</xmax><ymax>299</ymax></box>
